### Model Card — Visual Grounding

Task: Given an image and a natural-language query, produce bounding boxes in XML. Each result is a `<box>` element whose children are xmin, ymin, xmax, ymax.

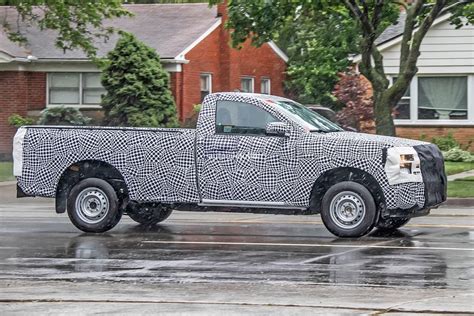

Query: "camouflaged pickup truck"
<box><xmin>13</xmin><ymin>93</ymin><xmax>447</xmax><ymax>237</ymax></box>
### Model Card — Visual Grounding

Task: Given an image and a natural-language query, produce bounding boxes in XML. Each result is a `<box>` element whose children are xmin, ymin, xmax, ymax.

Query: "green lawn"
<box><xmin>448</xmin><ymin>180</ymin><xmax>474</xmax><ymax>198</ymax></box>
<box><xmin>0</xmin><ymin>162</ymin><xmax>14</xmax><ymax>182</ymax></box>
<box><xmin>444</xmin><ymin>161</ymin><xmax>474</xmax><ymax>176</ymax></box>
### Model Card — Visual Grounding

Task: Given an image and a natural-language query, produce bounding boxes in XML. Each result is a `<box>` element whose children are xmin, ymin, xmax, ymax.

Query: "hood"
<box><xmin>314</xmin><ymin>131</ymin><xmax>428</xmax><ymax>148</ymax></box>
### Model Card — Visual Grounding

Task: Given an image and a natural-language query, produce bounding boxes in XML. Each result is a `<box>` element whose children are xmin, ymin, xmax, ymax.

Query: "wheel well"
<box><xmin>309</xmin><ymin>167</ymin><xmax>386</xmax><ymax>214</ymax></box>
<box><xmin>55</xmin><ymin>160</ymin><xmax>129</xmax><ymax>214</ymax></box>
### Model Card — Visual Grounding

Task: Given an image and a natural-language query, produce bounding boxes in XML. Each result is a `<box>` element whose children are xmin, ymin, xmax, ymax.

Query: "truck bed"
<box><xmin>16</xmin><ymin>125</ymin><xmax>199</xmax><ymax>203</ymax></box>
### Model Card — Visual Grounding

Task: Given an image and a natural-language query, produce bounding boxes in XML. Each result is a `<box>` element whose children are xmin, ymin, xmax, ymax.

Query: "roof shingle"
<box><xmin>0</xmin><ymin>4</ymin><xmax>219</xmax><ymax>59</ymax></box>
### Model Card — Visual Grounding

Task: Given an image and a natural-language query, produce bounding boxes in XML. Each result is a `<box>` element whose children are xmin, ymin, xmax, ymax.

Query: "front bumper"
<box><xmin>383</xmin><ymin>144</ymin><xmax>447</xmax><ymax>219</ymax></box>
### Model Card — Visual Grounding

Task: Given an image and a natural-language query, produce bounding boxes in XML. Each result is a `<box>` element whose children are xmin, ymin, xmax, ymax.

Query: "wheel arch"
<box><xmin>309</xmin><ymin>167</ymin><xmax>386</xmax><ymax>214</ymax></box>
<box><xmin>55</xmin><ymin>160</ymin><xmax>129</xmax><ymax>214</ymax></box>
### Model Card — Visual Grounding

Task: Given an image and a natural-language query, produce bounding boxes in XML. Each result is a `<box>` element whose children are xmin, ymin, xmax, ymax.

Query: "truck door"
<box><xmin>196</xmin><ymin>98</ymin><xmax>294</xmax><ymax>206</ymax></box>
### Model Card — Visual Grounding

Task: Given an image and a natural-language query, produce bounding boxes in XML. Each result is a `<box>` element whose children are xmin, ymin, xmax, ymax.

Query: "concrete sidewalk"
<box><xmin>447</xmin><ymin>169</ymin><xmax>474</xmax><ymax>181</ymax></box>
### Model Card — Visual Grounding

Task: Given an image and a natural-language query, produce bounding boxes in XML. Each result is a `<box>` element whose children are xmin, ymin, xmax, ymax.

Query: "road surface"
<box><xmin>0</xmin><ymin>183</ymin><xmax>473</xmax><ymax>315</ymax></box>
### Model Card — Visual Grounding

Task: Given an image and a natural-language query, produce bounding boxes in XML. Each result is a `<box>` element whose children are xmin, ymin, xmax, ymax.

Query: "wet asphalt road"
<box><xmin>0</xmin><ymin>183</ymin><xmax>473</xmax><ymax>315</ymax></box>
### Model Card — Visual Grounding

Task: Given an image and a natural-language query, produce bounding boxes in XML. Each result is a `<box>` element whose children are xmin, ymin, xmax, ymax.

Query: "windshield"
<box><xmin>272</xmin><ymin>100</ymin><xmax>343</xmax><ymax>132</ymax></box>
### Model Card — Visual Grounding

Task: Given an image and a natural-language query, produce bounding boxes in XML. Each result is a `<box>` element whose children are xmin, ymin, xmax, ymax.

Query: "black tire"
<box><xmin>67</xmin><ymin>178</ymin><xmax>122</xmax><ymax>233</ymax></box>
<box><xmin>376</xmin><ymin>217</ymin><xmax>410</xmax><ymax>230</ymax></box>
<box><xmin>320</xmin><ymin>181</ymin><xmax>377</xmax><ymax>238</ymax></box>
<box><xmin>127</xmin><ymin>202</ymin><xmax>173</xmax><ymax>225</ymax></box>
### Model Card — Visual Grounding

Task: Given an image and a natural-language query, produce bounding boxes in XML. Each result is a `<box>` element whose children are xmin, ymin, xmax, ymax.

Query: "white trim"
<box><xmin>46</xmin><ymin>72</ymin><xmax>105</xmax><ymax>108</ymax></box>
<box><xmin>394</xmin><ymin>121</ymin><xmax>474</xmax><ymax>126</ymax></box>
<box><xmin>352</xmin><ymin>14</ymin><xmax>452</xmax><ymax>63</ymax></box>
<box><xmin>261</xmin><ymin>77</ymin><xmax>271</xmax><ymax>94</ymax></box>
<box><xmin>0</xmin><ymin>51</ymin><xmax>13</xmax><ymax>63</ymax></box>
<box><xmin>468</xmin><ymin>75</ymin><xmax>474</xmax><ymax>122</ymax></box>
<box><xmin>268</xmin><ymin>41</ymin><xmax>289</xmax><ymax>63</ymax></box>
<box><xmin>200</xmin><ymin>73</ymin><xmax>212</xmax><ymax>94</ymax></box>
<box><xmin>391</xmin><ymin>74</ymin><xmax>474</xmax><ymax>126</ymax></box>
<box><xmin>176</xmin><ymin>18</ymin><xmax>222</xmax><ymax>60</ymax></box>
<box><xmin>13</xmin><ymin>127</ymin><xmax>27</xmax><ymax>177</ymax></box>
<box><xmin>240</xmin><ymin>76</ymin><xmax>255</xmax><ymax>93</ymax></box>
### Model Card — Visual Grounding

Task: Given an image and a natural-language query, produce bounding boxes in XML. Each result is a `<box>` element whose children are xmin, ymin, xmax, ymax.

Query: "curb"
<box><xmin>445</xmin><ymin>198</ymin><xmax>474</xmax><ymax>207</ymax></box>
<box><xmin>0</xmin><ymin>180</ymin><xmax>16</xmax><ymax>187</ymax></box>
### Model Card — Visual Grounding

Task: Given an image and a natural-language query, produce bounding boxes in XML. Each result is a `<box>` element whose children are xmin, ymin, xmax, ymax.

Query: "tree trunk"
<box><xmin>373</xmin><ymin>90</ymin><xmax>395</xmax><ymax>136</ymax></box>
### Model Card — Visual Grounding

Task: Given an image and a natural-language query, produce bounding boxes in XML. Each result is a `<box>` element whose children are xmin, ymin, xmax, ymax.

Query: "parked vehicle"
<box><xmin>306</xmin><ymin>104</ymin><xmax>357</xmax><ymax>132</ymax></box>
<box><xmin>13</xmin><ymin>93</ymin><xmax>447</xmax><ymax>237</ymax></box>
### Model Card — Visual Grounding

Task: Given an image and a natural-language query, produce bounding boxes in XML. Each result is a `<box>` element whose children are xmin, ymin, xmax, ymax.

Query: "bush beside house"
<box><xmin>101</xmin><ymin>32</ymin><xmax>178</xmax><ymax>128</ymax></box>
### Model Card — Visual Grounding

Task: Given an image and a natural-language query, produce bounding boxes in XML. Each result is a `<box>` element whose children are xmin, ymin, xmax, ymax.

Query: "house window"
<box><xmin>418</xmin><ymin>76</ymin><xmax>468</xmax><ymax>120</ymax></box>
<box><xmin>48</xmin><ymin>72</ymin><xmax>105</xmax><ymax>106</ymax></box>
<box><xmin>240</xmin><ymin>77</ymin><xmax>254</xmax><ymax>93</ymax></box>
<box><xmin>392</xmin><ymin>77</ymin><xmax>410</xmax><ymax>120</ymax></box>
<box><xmin>261</xmin><ymin>78</ymin><xmax>271</xmax><ymax>94</ymax></box>
<box><xmin>200</xmin><ymin>73</ymin><xmax>212</xmax><ymax>102</ymax></box>
<box><xmin>83</xmin><ymin>73</ymin><xmax>105</xmax><ymax>104</ymax></box>
<box><xmin>49</xmin><ymin>73</ymin><xmax>80</xmax><ymax>104</ymax></box>
<box><xmin>392</xmin><ymin>75</ymin><xmax>474</xmax><ymax>125</ymax></box>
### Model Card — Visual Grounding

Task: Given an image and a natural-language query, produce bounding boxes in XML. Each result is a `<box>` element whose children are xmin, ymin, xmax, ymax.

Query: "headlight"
<box><xmin>385</xmin><ymin>147</ymin><xmax>422</xmax><ymax>185</ymax></box>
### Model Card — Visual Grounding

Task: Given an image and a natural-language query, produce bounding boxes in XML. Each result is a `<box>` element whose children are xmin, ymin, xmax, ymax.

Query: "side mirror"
<box><xmin>265</xmin><ymin>122</ymin><xmax>291</xmax><ymax>137</ymax></box>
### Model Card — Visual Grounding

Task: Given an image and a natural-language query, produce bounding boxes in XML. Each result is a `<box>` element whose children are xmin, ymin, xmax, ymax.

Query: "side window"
<box><xmin>215</xmin><ymin>100</ymin><xmax>279</xmax><ymax>135</ymax></box>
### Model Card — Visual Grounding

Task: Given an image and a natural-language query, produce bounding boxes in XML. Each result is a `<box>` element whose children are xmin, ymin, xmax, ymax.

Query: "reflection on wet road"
<box><xmin>1</xmin><ymin>212</ymin><xmax>472</xmax><ymax>289</ymax></box>
<box><xmin>0</xmin><ymin>197</ymin><xmax>473</xmax><ymax>314</ymax></box>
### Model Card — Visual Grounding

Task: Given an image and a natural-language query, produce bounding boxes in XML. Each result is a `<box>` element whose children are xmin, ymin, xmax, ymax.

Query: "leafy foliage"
<box><xmin>100</xmin><ymin>31</ymin><xmax>178</xmax><ymax>128</ymax></box>
<box><xmin>0</xmin><ymin>0</ymin><xmax>131</xmax><ymax>58</ymax></box>
<box><xmin>37</xmin><ymin>107</ymin><xmax>91</xmax><ymax>126</ymax></box>
<box><xmin>431</xmin><ymin>133</ymin><xmax>460</xmax><ymax>152</ymax></box>
<box><xmin>443</xmin><ymin>148</ymin><xmax>474</xmax><ymax>163</ymax></box>
<box><xmin>333</xmin><ymin>71</ymin><xmax>374</xmax><ymax>132</ymax></box>
<box><xmin>7</xmin><ymin>114</ymin><xmax>35</xmax><ymax>127</ymax></box>
<box><xmin>210</xmin><ymin>0</ymin><xmax>473</xmax><ymax>136</ymax></box>
<box><xmin>281</xmin><ymin>10</ymin><xmax>358</xmax><ymax>106</ymax></box>
<box><xmin>182</xmin><ymin>104</ymin><xmax>202</xmax><ymax>128</ymax></box>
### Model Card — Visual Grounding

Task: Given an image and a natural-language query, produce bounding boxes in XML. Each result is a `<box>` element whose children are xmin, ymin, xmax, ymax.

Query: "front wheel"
<box><xmin>67</xmin><ymin>178</ymin><xmax>122</xmax><ymax>233</ymax></box>
<box><xmin>320</xmin><ymin>181</ymin><xmax>377</xmax><ymax>238</ymax></box>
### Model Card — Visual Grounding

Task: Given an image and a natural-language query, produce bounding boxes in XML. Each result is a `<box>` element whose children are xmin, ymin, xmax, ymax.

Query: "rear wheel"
<box><xmin>320</xmin><ymin>181</ymin><xmax>377</xmax><ymax>238</ymax></box>
<box><xmin>67</xmin><ymin>178</ymin><xmax>122</xmax><ymax>233</ymax></box>
<box><xmin>127</xmin><ymin>202</ymin><xmax>173</xmax><ymax>225</ymax></box>
<box><xmin>376</xmin><ymin>217</ymin><xmax>410</xmax><ymax>230</ymax></box>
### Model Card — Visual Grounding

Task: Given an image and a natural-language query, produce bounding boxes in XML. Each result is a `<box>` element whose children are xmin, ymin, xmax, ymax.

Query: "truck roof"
<box><xmin>212</xmin><ymin>92</ymin><xmax>294</xmax><ymax>104</ymax></box>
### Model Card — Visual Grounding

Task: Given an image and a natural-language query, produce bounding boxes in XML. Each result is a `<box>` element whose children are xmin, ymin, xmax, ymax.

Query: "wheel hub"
<box><xmin>75</xmin><ymin>187</ymin><xmax>109</xmax><ymax>224</ymax></box>
<box><xmin>329</xmin><ymin>191</ymin><xmax>366</xmax><ymax>229</ymax></box>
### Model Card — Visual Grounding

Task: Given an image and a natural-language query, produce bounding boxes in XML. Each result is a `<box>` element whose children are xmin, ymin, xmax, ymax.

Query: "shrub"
<box><xmin>182</xmin><ymin>104</ymin><xmax>201</xmax><ymax>128</ymax></box>
<box><xmin>333</xmin><ymin>70</ymin><xmax>374</xmax><ymax>132</ymax></box>
<box><xmin>443</xmin><ymin>147</ymin><xmax>474</xmax><ymax>163</ymax></box>
<box><xmin>431</xmin><ymin>133</ymin><xmax>459</xmax><ymax>151</ymax></box>
<box><xmin>8</xmin><ymin>114</ymin><xmax>35</xmax><ymax>127</ymax></box>
<box><xmin>37</xmin><ymin>107</ymin><xmax>91</xmax><ymax>126</ymax></box>
<box><xmin>101</xmin><ymin>31</ymin><xmax>178</xmax><ymax>128</ymax></box>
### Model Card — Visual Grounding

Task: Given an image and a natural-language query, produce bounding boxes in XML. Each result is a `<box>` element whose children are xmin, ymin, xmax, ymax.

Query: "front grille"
<box><xmin>414</xmin><ymin>144</ymin><xmax>447</xmax><ymax>207</ymax></box>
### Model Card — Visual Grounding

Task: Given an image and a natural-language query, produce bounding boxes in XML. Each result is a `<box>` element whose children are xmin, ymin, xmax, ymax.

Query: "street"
<box><xmin>0</xmin><ymin>183</ymin><xmax>473</xmax><ymax>315</ymax></box>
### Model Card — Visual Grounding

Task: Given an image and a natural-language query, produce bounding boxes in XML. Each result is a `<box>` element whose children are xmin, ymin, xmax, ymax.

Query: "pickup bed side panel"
<box><xmin>17</xmin><ymin>127</ymin><xmax>199</xmax><ymax>203</ymax></box>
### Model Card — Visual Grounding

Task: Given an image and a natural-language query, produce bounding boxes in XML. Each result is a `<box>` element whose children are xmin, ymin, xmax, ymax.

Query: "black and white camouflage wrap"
<box><xmin>16</xmin><ymin>92</ymin><xmax>429</xmax><ymax>211</ymax></box>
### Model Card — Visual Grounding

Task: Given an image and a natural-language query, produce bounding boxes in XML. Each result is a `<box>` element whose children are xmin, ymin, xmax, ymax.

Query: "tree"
<box><xmin>0</xmin><ymin>1</ymin><xmax>131</xmax><ymax>58</ymax></box>
<box><xmin>211</xmin><ymin>0</ymin><xmax>474</xmax><ymax>136</ymax></box>
<box><xmin>278</xmin><ymin>10</ymin><xmax>358</xmax><ymax>106</ymax></box>
<box><xmin>101</xmin><ymin>31</ymin><xmax>178</xmax><ymax>128</ymax></box>
<box><xmin>333</xmin><ymin>71</ymin><xmax>374</xmax><ymax>132</ymax></box>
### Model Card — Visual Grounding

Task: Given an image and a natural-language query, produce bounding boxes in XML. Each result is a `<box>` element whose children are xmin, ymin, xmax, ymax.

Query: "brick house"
<box><xmin>0</xmin><ymin>3</ymin><xmax>288</xmax><ymax>158</ymax></box>
<box><xmin>355</xmin><ymin>13</ymin><xmax>474</xmax><ymax>149</ymax></box>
